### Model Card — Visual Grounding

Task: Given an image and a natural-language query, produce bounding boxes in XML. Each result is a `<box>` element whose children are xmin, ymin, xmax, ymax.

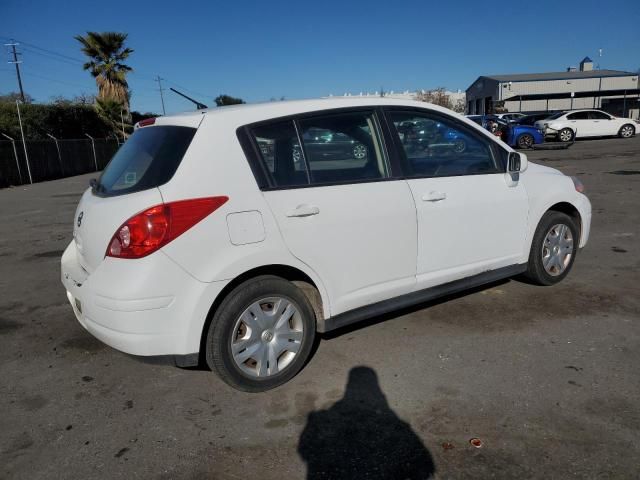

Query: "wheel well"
<box><xmin>548</xmin><ymin>202</ymin><xmax>581</xmax><ymax>242</ymax></box>
<box><xmin>620</xmin><ymin>123</ymin><xmax>635</xmax><ymax>132</ymax></box>
<box><xmin>198</xmin><ymin>265</ymin><xmax>324</xmax><ymax>365</ymax></box>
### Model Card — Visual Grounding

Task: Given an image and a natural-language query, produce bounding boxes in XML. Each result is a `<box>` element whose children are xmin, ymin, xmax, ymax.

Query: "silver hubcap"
<box><xmin>542</xmin><ymin>224</ymin><xmax>574</xmax><ymax>276</ymax></box>
<box><xmin>353</xmin><ymin>144</ymin><xmax>367</xmax><ymax>159</ymax></box>
<box><xmin>231</xmin><ymin>297</ymin><xmax>303</xmax><ymax>378</ymax></box>
<box><xmin>621</xmin><ymin>126</ymin><xmax>633</xmax><ymax>137</ymax></box>
<box><xmin>560</xmin><ymin>130</ymin><xmax>572</xmax><ymax>142</ymax></box>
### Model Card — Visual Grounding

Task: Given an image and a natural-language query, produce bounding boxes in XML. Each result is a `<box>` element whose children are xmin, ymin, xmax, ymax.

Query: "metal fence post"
<box><xmin>84</xmin><ymin>133</ymin><xmax>97</xmax><ymax>171</ymax></box>
<box><xmin>46</xmin><ymin>132</ymin><xmax>64</xmax><ymax>175</ymax></box>
<box><xmin>1</xmin><ymin>132</ymin><xmax>23</xmax><ymax>184</ymax></box>
<box><xmin>15</xmin><ymin>100</ymin><xmax>33</xmax><ymax>184</ymax></box>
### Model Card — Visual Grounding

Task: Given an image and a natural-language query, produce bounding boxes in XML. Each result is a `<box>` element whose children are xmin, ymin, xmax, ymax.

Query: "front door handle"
<box><xmin>422</xmin><ymin>191</ymin><xmax>447</xmax><ymax>202</ymax></box>
<box><xmin>286</xmin><ymin>205</ymin><xmax>320</xmax><ymax>217</ymax></box>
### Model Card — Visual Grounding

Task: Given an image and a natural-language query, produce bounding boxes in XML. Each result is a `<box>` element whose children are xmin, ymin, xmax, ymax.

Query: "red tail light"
<box><xmin>137</xmin><ymin>117</ymin><xmax>156</xmax><ymax>128</ymax></box>
<box><xmin>106</xmin><ymin>197</ymin><xmax>229</xmax><ymax>259</ymax></box>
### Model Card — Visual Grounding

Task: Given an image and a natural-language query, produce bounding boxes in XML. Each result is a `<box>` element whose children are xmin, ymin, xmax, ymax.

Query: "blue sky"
<box><xmin>1</xmin><ymin>0</ymin><xmax>638</xmax><ymax>114</ymax></box>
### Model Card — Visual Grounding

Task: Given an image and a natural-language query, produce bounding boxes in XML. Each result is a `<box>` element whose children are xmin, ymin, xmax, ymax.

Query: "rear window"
<box><xmin>95</xmin><ymin>126</ymin><xmax>196</xmax><ymax>196</ymax></box>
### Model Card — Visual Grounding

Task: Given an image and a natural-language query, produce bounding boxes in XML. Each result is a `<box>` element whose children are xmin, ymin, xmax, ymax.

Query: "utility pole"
<box><xmin>5</xmin><ymin>41</ymin><xmax>25</xmax><ymax>102</ymax></box>
<box><xmin>155</xmin><ymin>75</ymin><xmax>166</xmax><ymax>115</ymax></box>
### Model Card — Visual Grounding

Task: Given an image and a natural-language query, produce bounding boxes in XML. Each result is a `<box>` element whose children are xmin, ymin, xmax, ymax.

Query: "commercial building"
<box><xmin>466</xmin><ymin>57</ymin><xmax>640</xmax><ymax>119</ymax></box>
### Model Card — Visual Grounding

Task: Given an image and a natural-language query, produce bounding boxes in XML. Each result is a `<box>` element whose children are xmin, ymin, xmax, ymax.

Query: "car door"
<box><xmin>384</xmin><ymin>108</ymin><xmax>529</xmax><ymax>290</ymax></box>
<box><xmin>246</xmin><ymin>110</ymin><xmax>417</xmax><ymax>316</ymax></box>
<box><xmin>589</xmin><ymin>110</ymin><xmax>616</xmax><ymax>135</ymax></box>
<box><xmin>566</xmin><ymin>111</ymin><xmax>593</xmax><ymax>137</ymax></box>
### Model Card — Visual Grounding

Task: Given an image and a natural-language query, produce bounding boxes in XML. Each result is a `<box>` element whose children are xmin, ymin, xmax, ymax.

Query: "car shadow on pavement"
<box><xmin>298</xmin><ymin>366</ymin><xmax>435</xmax><ymax>479</ymax></box>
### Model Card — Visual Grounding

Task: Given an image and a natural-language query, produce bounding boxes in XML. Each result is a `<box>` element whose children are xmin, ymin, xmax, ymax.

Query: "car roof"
<box><xmin>155</xmin><ymin>97</ymin><xmax>463</xmax><ymax>127</ymax></box>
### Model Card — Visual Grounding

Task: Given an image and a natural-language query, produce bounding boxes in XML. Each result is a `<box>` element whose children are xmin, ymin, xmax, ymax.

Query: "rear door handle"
<box><xmin>286</xmin><ymin>205</ymin><xmax>320</xmax><ymax>217</ymax></box>
<box><xmin>422</xmin><ymin>191</ymin><xmax>447</xmax><ymax>202</ymax></box>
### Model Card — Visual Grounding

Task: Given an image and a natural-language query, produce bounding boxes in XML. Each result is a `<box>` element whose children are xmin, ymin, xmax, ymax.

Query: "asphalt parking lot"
<box><xmin>1</xmin><ymin>135</ymin><xmax>639</xmax><ymax>479</ymax></box>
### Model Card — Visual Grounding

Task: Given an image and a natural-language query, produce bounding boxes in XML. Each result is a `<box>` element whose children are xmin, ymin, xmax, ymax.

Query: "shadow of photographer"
<box><xmin>298</xmin><ymin>366</ymin><xmax>435</xmax><ymax>479</ymax></box>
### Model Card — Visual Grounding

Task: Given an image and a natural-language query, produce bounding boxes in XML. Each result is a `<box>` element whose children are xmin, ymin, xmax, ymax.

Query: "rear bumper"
<box><xmin>61</xmin><ymin>242</ymin><xmax>227</xmax><ymax>357</ymax></box>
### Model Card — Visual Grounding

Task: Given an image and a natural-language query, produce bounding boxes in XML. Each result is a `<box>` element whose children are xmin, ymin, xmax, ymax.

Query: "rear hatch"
<box><xmin>72</xmin><ymin>115</ymin><xmax>202</xmax><ymax>273</ymax></box>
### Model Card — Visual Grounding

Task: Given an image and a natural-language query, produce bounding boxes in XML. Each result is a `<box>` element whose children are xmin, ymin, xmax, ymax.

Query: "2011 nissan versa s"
<box><xmin>61</xmin><ymin>98</ymin><xmax>591</xmax><ymax>392</ymax></box>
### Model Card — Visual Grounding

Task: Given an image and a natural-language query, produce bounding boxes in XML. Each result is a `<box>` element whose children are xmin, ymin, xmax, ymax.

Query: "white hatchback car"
<box><xmin>61</xmin><ymin>98</ymin><xmax>591</xmax><ymax>391</ymax></box>
<box><xmin>534</xmin><ymin>109</ymin><xmax>636</xmax><ymax>142</ymax></box>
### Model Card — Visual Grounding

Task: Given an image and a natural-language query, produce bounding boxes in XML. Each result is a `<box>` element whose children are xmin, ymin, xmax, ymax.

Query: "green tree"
<box><xmin>0</xmin><ymin>92</ymin><xmax>34</xmax><ymax>104</ymax></box>
<box><xmin>75</xmin><ymin>32</ymin><xmax>133</xmax><ymax>112</ymax></box>
<box><xmin>214</xmin><ymin>94</ymin><xmax>245</xmax><ymax>107</ymax></box>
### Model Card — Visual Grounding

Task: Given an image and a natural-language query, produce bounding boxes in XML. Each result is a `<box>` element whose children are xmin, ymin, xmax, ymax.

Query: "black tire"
<box><xmin>618</xmin><ymin>124</ymin><xmax>635</xmax><ymax>138</ymax></box>
<box><xmin>523</xmin><ymin>211</ymin><xmax>579</xmax><ymax>286</ymax></box>
<box><xmin>352</xmin><ymin>143</ymin><xmax>367</xmax><ymax>159</ymax></box>
<box><xmin>205</xmin><ymin>275</ymin><xmax>316</xmax><ymax>392</ymax></box>
<box><xmin>558</xmin><ymin>128</ymin><xmax>574</xmax><ymax>143</ymax></box>
<box><xmin>453</xmin><ymin>139</ymin><xmax>466</xmax><ymax>153</ymax></box>
<box><xmin>516</xmin><ymin>133</ymin><xmax>534</xmax><ymax>149</ymax></box>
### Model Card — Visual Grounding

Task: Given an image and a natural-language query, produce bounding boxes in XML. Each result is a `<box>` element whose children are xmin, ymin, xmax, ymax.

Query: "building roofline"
<box><xmin>466</xmin><ymin>70</ymin><xmax>637</xmax><ymax>91</ymax></box>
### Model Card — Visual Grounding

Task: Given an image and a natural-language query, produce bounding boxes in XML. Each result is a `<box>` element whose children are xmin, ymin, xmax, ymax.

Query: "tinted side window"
<box><xmin>567</xmin><ymin>112</ymin><xmax>589</xmax><ymax>120</ymax></box>
<box><xmin>297</xmin><ymin>111</ymin><xmax>389</xmax><ymax>185</ymax></box>
<box><xmin>251</xmin><ymin>121</ymin><xmax>309</xmax><ymax>187</ymax></box>
<box><xmin>589</xmin><ymin>111</ymin><xmax>610</xmax><ymax>120</ymax></box>
<box><xmin>388</xmin><ymin>111</ymin><xmax>500</xmax><ymax>178</ymax></box>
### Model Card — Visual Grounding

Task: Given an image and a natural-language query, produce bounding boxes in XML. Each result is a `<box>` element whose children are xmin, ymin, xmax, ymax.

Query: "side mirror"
<box><xmin>508</xmin><ymin>151</ymin><xmax>528</xmax><ymax>173</ymax></box>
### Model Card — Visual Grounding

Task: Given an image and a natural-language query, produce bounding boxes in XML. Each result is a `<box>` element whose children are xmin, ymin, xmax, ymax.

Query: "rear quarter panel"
<box><xmin>156</xmin><ymin>113</ymin><xmax>331</xmax><ymax>315</ymax></box>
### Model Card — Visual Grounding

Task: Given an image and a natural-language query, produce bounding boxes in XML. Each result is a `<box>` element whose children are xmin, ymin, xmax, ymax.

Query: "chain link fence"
<box><xmin>0</xmin><ymin>138</ymin><xmax>119</xmax><ymax>188</ymax></box>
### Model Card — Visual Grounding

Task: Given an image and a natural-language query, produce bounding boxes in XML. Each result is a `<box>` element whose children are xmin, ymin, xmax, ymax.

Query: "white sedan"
<box><xmin>535</xmin><ymin>109</ymin><xmax>636</xmax><ymax>142</ymax></box>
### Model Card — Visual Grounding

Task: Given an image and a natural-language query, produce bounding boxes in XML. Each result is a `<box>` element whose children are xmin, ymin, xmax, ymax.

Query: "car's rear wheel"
<box><xmin>558</xmin><ymin>128</ymin><xmax>574</xmax><ymax>142</ymax></box>
<box><xmin>516</xmin><ymin>133</ymin><xmax>534</xmax><ymax>149</ymax></box>
<box><xmin>523</xmin><ymin>211</ymin><xmax>578</xmax><ymax>286</ymax></box>
<box><xmin>619</xmin><ymin>124</ymin><xmax>635</xmax><ymax>138</ymax></box>
<box><xmin>206</xmin><ymin>276</ymin><xmax>316</xmax><ymax>392</ymax></box>
<box><xmin>353</xmin><ymin>143</ymin><xmax>367</xmax><ymax>159</ymax></box>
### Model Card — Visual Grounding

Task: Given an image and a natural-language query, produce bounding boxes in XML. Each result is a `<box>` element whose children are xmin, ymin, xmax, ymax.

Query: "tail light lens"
<box><xmin>106</xmin><ymin>196</ymin><xmax>228</xmax><ymax>259</ymax></box>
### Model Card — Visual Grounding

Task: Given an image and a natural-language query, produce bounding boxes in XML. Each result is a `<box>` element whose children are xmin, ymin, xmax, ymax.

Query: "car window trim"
<box><xmin>238</xmin><ymin>106</ymin><xmax>401</xmax><ymax>191</ymax></box>
<box><xmin>380</xmin><ymin>106</ymin><xmax>507</xmax><ymax>178</ymax></box>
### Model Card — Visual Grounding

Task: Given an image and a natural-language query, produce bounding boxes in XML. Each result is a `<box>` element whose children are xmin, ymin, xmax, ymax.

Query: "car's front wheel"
<box><xmin>523</xmin><ymin>211</ymin><xmax>578</xmax><ymax>286</ymax></box>
<box><xmin>453</xmin><ymin>139</ymin><xmax>466</xmax><ymax>153</ymax></box>
<box><xmin>516</xmin><ymin>133</ymin><xmax>534</xmax><ymax>149</ymax></box>
<box><xmin>558</xmin><ymin>128</ymin><xmax>574</xmax><ymax>142</ymax></box>
<box><xmin>206</xmin><ymin>276</ymin><xmax>316</xmax><ymax>392</ymax></box>
<box><xmin>619</xmin><ymin>124</ymin><xmax>635</xmax><ymax>138</ymax></box>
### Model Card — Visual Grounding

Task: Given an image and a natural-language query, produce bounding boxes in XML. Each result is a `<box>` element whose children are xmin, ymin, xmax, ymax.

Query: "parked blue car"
<box><xmin>397</xmin><ymin>119</ymin><xmax>471</xmax><ymax>154</ymax></box>
<box><xmin>467</xmin><ymin>115</ymin><xmax>545</xmax><ymax>149</ymax></box>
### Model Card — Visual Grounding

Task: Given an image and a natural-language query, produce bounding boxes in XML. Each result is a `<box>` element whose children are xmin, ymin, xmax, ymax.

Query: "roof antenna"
<box><xmin>168</xmin><ymin>87</ymin><xmax>208</xmax><ymax>110</ymax></box>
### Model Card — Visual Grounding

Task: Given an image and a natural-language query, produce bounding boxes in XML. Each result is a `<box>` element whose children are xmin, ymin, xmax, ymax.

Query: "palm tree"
<box><xmin>75</xmin><ymin>32</ymin><xmax>133</xmax><ymax>113</ymax></box>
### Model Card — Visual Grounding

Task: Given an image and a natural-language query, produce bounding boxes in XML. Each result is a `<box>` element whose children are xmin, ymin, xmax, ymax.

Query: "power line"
<box><xmin>20</xmin><ymin>45</ymin><xmax>85</xmax><ymax>67</ymax></box>
<box><xmin>1</xmin><ymin>36</ymin><xmax>85</xmax><ymax>66</ymax></box>
<box><xmin>2</xmin><ymin>36</ymin><xmax>212</xmax><ymax>111</ymax></box>
<box><xmin>20</xmin><ymin>67</ymin><xmax>91</xmax><ymax>89</ymax></box>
